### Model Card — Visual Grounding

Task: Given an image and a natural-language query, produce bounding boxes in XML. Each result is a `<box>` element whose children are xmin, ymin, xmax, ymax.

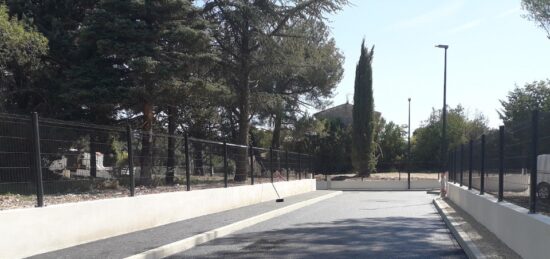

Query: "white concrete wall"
<box><xmin>470</xmin><ymin>174</ymin><xmax>528</xmax><ymax>192</ymax></box>
<box><xmin>316</xmin><ymin>179</ymin><xmax>439</xmax><ymax>190</ymax></box>
<box><xmin>447</xmin><ymin>183</ymin><xmax>550</xmax><ymax>259</ymax></box>
<box><xmin>0</xmin><ymin>180</ymin><xmax>315</xmax><ymax>259</ymax></box>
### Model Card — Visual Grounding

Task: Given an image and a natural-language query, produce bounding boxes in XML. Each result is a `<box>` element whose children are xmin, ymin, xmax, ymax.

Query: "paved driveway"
<box><xmin>170</xmin><ymin>191</ymin><xmax>466</xmax><ymax>258</ymax></box>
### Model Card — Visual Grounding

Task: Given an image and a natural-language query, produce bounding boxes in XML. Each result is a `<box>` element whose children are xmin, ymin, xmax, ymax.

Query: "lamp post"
<box><xmin>435</xmin><ymin>44</ymin><xmax>449</xmax><ymax>175</ymax></box>
<box><xmin>408</xmin><ymin>98</ymin><xmax>411</xmax><ymax>189</ymax></box>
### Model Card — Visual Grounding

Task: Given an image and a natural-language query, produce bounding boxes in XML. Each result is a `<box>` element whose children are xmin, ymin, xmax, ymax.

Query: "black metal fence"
<box><xmin>448</xmin><ymin>110</ymin><xmax>550</xmax><ymax>215</ymax></box>
<box><xmin>0</xmin><ymin>112</ymin><xmax>313</xmax><ymax>209</ymax></box>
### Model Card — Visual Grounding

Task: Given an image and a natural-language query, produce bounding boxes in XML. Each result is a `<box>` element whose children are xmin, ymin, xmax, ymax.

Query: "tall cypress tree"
<box><xmin>352</xmin><ymin>40</ymin><xmax>375</xmax><ymax>176</ymax></box>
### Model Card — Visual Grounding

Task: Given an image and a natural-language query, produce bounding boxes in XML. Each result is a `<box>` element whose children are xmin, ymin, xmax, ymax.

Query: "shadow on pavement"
<box><xmin>173</xmin><ymin>216</ymin><xmax>466</xmax><ymax>259</ymax></box>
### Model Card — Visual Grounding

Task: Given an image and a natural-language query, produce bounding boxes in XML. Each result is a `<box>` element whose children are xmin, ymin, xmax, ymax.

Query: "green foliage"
<box><xmin>522</xmin><ymin>0</ymin><xmax>550</xmax><ymax>39</ymax></box>
<box><xmin>254</xmin><ymin>18</ymin><xmax>344</xmax><ymax>149</ymax></box>
<box><xmin>378</xmin><ymin>121</ymin><xmax>407</xmax><ymax>171</ymax></box>
<box><xmin>204</xmin><ymin>0</ymin><xmax>348</xmax><ymax>180</ymax></box>
<box><xmin>74</xmin><ymin>0</ymin><xmax>211</xmax><ymax>113</ymax></box>
<box><xmin>5</xmin><ymin>0</ymin><xmax>97</xmax><ymax>117</ymax></box>
<box><xmin>499</xmin><ymin>80</ymin><xmax>550</xmax><ymax>125</ymax></box>
<box><xmin>0</xmin><ymin>3</ymin><xmax>48</xmax><ymax>112</ymax></box>
<box><xmin>352</xmin><ymin>40</ymin><xmax>376</xmax><ymax>176</ymax></box>
<box><xmin>0</xmin><ymin>0</ymin><xmax>350</xmax><ymax>183</ymax></box>
<box><xmin>250</xmin><ymin>128</ymin><xmax>273</xmax><ymax>148</ymax></box>
<box><xmin>412</xmin><ymin>105</ymin><xmax>488</xmax><ymax>170</ymax></box>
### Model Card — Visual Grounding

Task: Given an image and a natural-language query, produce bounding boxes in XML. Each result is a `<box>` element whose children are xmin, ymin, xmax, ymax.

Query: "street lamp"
<box><xmin>408</xmin><ymin>97</ymin><xmax>411</xmax><ymax>190</ymax></box>
<box><xmin>435</xmin><ymin>44</ymin><xmax>449</xmax><ymax>175</ymax></box>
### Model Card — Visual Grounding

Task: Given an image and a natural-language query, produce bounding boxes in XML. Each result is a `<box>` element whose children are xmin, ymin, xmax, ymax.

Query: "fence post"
<box><xmin>270</xmin><ymin>147</ymin><xmax>274</xmax><ymax>183</ymax></box>
<box><xmin>407</xmin><ymin>153</ymin><xmax>410</xmax><ymax>190</ymax></box>
<box><xmin>223</xmin><ymin>141</ymin><xmax>228</xmax><ymax>188</ymax></box>
<box><xmin>126</xmin><ymin>124</ymin><xmax>135</xmax><ymax>197</ymax></box>
<box><xmin>448</xmin><ymin>151</ymin><xmax>451</xmax><ymax>182</ymax></box>
<box><xmin>454</xmin><ymin>149</ymin><xmax>458</xmax><ymax>183</ymax></box>
<box><xmin>185</xmin><ymin>133</ymin><xmax>190</xmax><ymax>191</ymax></box>
<box><xmin>309</xmin><ymin>155</ymin><xmax>313</xmax><ymax>178</ymax></box>
<box><xmin>298</xmin><ymin>154</ymin><xmax>302</xmax><ymax>180</ymax></box>
<box><xmin>249</xmin><ymin>145</ymin><xmax>254</xmax><ymax>185</ymax></box>
<box><xmin>31</xmin><ymin>112</ymin><xmax>44</xmax><ymax>207</ymax></box>
<box><xmin>285</xmin><ymin>150</ymin><xmax>289</xmax><ymax>181</ymax></box>
<box><xmin>460</xmin><ymin>144</ymin><xmax>464</xmax><ymax>187</ymax></box>
<box><xmin>454</xmin><ymin>147</ymin><xmax>460</xmax><ymax>183</ymax></box>
<box><xmin>499</xmin><ymin>125</ymin><xmax>504</xmax><ymax>202</ymax></box>
<box><xmin>449</xmin><ymin>150</ymin><xmax>454</xmax><ymax>183</ymax></box>
<box><xmin>90</xmin><ymin>135</ymin><xmax>97</xmax><ymax>178</ymax></box>
<box><xmin>480</xmin><ymin>134</ymin><xmax>486</xmax><ymax>195</ymax></box>
<box><xmin>530</xmin><ymin>110</ymin><xmax>539</xmax><ymax>213</ymax></box>
<box><xmin>469</xmin><ymin>139</ymin><xmax>473</xmax><ymax>190</ymax></box>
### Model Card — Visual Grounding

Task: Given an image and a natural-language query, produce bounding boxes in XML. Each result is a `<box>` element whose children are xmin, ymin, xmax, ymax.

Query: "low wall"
<box><xmin>447</xmin><ymin>183</ymin><xmax>550</xmax><ymax>259</ymax></box>
<box><xmin>316</xmin><ymin>179</ymin><xmax>439</xmax><ymax>190</ymax></box>
<box><xmin>0</xmin><ymin>179</ymin><xmax>316</xmax><ymax>259</ymax></box>
<box><xmin>469</xmin><ymin>174</ymin><xmax>529</xmax><ymax>192</ymax></box>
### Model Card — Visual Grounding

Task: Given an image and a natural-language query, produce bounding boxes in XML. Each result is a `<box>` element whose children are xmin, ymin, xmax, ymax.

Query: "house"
<box><xmin>314</xmin><ymin>102</ymin><xmax>381</xmax><ymax>126</ymax></box>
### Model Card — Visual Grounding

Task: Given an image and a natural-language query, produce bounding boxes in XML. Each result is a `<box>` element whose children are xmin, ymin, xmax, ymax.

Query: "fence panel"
<box><xmin>536</xmin><ymin>111</ymin><xmax>550</xmax><ymax>213</ymax></box>
<box><xmin>0</xmin><ymin>113</ymin><xmax>312</xmax><ymax>210</ymax></box>
<box><xmin>471</xmin><ymin>138</ymin><xmax>482</xmax><ymax>191</ymax></box>
<box><xmin>485</xmin><ymin>131</ymin><xmax>500</xmax><ymax>196</ymax></box>
<box><xmin>37</xmin><ymin>118</ymin><xmax>130</xmax><ymax>203</ymax></box>
<box><xmin>0</xmin><ymin>114</ymin><xmax>34</xmax><ymax>207</ymax></box>
<box><xmin>503</xmin><ymin>117</ymin><xmax>531</xmax><ymax>210</ymax></box>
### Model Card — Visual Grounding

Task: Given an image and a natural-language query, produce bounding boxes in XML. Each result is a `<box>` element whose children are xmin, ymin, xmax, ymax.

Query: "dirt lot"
<box><xmin>504</xmin><ymin>195</ymin><xmax>550</xmax><ymax>217</ymax></box>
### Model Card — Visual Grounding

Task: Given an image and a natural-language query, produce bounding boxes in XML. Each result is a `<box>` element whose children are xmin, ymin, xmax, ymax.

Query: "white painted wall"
<box><xmin>316</xmin><ymin>179</ymin><xmax>440</xmax><ymax>190</ymax></box>
<box><xmin>447</xmin><ymin>183</ymin><xmax>550</xmax><ymax>259</ymax></box>
<box><xmin>470</xmin><ymin>174</ymin><xmax>529</xmax><ymax>192</ymax></box>
<box><xmin>0</xmin><ymin>180</ymin><xmax>316</xmax><ymax>259</ymax></box>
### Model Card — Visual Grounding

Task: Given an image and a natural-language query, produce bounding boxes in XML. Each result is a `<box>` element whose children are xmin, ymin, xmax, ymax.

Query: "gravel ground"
<box><xmin>470</xmin><ymin>189</ymin><xmax>550</xmax><ymax>216</ymax></box>
<box><xmin>440</xmin><ymin>198</ymin><xmax>521</xmax><ymax>259</ymax></box>
<box><xmin>503</xmin><ymin>195</ymin><xmax>550</xmax><ymax>216</ymax></box>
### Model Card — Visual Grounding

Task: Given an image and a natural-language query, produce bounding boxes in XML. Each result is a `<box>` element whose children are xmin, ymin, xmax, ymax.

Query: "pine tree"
<box><xmin>204</xmin><ymin>0</ymin><xmax>348</xmax><ymax>181</ymax></box>
<box><xmin>74</xmin><ymin>0</ymin><xmax>212</xmax><ymax>183</ymax></box>
<box><xmin>352</xmin><ymin>40</ymin><xmax>375</xmax><ymax>176</ymax></box>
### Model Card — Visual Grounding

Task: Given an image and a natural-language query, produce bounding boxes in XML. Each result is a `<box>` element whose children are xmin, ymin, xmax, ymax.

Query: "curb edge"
<box><xmin>125</xmin><ymin>191</ymin><xmax>343</xmax><ymax>259</ymax></box>
<box><xmin>433</xmin><ymin>198</ymin><xmax>485</xmax><ymax>259</ymax></box>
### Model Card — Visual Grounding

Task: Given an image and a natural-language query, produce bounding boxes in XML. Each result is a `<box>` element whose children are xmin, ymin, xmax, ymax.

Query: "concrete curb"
<box><xmin>433</xmin><ymin>198</ymin><xmax>485</xmax><ymax>259</ymax></box>
<box><xmin>125</xmin><ymin>191</ymin><xmax>343</xmax><ymax>259</ymax></box>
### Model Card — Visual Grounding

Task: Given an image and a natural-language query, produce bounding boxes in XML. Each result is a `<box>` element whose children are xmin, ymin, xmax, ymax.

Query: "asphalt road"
<box><xmin>30</xmin><ymin>191</ymin><xmax>335</xmax><ymax>259</ymax></box>
<box><xmin>169</xmin><ymin>191</ymin><xmax>466</xmax><ymax>259</ymax></box>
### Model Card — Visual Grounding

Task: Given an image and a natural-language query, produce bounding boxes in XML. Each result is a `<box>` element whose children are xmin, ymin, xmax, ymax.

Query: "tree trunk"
<box><xmin>140</xmin><ymin>101</ymin><xmax>154</xmax><ymax>184</ymax></box>
<box><xmin>271</xmin><ymin>109</ymin><xmax>282</xmax><ymax>149</ymax></box>
<box><xmin>193</xmin><ymin>142</ymin><xmax>204</xmax><ymax>175</ymax></box>
<box><xmin>234</xmin><ymin>93</ymin><xmax>250</xmax><ymax>182</ymax></box>
<box><xmin>234</xmin><ymin>23</ymin><xmax>251</xmax><ymax>182</ymax></box>
<box><xmin>166</xmin><ymin>106</ymin><xmax>176</xmax><ymax>184</ymax></box>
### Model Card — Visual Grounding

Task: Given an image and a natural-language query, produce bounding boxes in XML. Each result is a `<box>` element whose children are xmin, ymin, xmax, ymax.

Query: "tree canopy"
<box><xmin>0</xmin><ymin>3</ymin><xmax>48</xmax><ymax>112</ymax></box>
<box><xmin>412</xmin><ymin>105</ymin><xmax>488</xmax><ymax>170</ymax></box>
<box><xmin>499</xmin><ymin>80</ymin><xmax>550</xmax><ymax>126</ymax></box>
<box><xmin>522</xmin><ymin>0</ymin><xmax>550</xmax><ymax>39</ymax></box>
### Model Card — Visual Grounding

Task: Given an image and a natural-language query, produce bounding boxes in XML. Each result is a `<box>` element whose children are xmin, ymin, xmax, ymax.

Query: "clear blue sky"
<box><xmin>322</xmin><ymin>0</ymin><xmax>550</xmax><ymax>132</ymax></box>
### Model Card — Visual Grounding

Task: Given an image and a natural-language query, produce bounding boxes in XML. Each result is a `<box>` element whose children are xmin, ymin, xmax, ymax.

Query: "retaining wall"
<box><xmin>316</xmin><ymin>179</ymin><xmax>440</xmax><ymax>190</ymax></box>
<box><xmin>447</xmin><ymin>183</ymin><xmax>550</xmax><ymax>259</ymax></box>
